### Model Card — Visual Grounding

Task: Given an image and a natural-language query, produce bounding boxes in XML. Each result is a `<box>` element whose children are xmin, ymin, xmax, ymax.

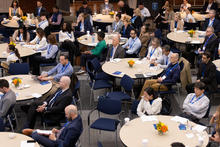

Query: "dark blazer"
<box><xmin>202</xmin><ymin>2</ymin><xmax>218</xmax><ymax>13</ymax></box>
<box><xmin>202</xmin><ymin>33</ymin><xmax>218</xmax><ymax>56</ymax></box>
<box><xmin>75</xmin><ymin>18</ymin><xmax>93</xmax><ymax>34</ymax></box>
<box><xmin>161</xmin><ymin>63</ymin><xmax>180</xmax><ymax>84</ymax></box>
<box><xmin>45</xmin><ymin>89</ymin><xmax>72</xmax><ymax>115</ymax></box>
<box><xmin>120</xmin><ymin>4</ymin><xmax>133</xmax><ymax>17</ymax></box>
<box><xmin>131</xmin><ymin>16</ymin><xmax>143</xmax><ymax>30</ymax></box>
<box><xmin>197</xmin><ymin>60</ymin><xmax>217</xmax><ymax>92</ymax></box>
<box><xmin>106</xmin><ymin>45</ymin><xmax>125</xmax><ymax>61</ymax></box>
<box><xmin>100</xmin><ymin>3</ymin><xmax>113</xmax><ymax>12</ymax></box>
<box><xmin>202</xmin><ymin>18</ymin><xmax>220</xmax><ymax>34</ymax></box>
<box><xmin>56</xmin><ymin>115</ymin><xmax>83</xmax><ymax>147</ymax></box>
<box><xmin>34</xmin><ymin>7</ymin><xmax>46</xmax><ymax>17</ymax></box>
<box><xmin>120</xmin><ymin>24</ymin><xmax>134</xmax><ymax>38</ymax></box>
<box><xmin>77</xmin><ymin>6</ymin><xmax>92</xmax><ymax>16</ymax></box>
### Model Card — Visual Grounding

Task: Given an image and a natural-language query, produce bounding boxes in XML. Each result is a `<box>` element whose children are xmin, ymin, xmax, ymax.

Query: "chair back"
<box><xmin>90</xmin><ymin>58</ymin><xmax>102</xmax><ymax>72</ymax></box>
<box><xmin>216</xmin><ymin>70</ymin><xmax>220</xmax><ymax>85</ymax></box>
<box><xmin>131</xmin><ymin>100</ymin><xmax>140</xmax><ymax>115</ymax></box>
<box><xmin>99</xmin><ymin>47</ymin><xmax>108</xmax><ymax>62</ymax></box>
<box><xmin>4</xmin><ymin>104</ymin><xmax>15</xmax><ymax>117</ymax></box>
<box><xmin>9</xmin><ymin>63</ymin><xmax>29</xmax><ymax>75</ymax></box>
<box><xmin>86</xmin><ymin>63</ymin><xmax>95</xmax><ymax>82</ymax></box>
<box><xmin>120</xmin><ymin>74</ymin><xmax>134</xmax><ymax>91</ymax></box>
<box><xmin>203</xmin><ymin>102</ymin><xmax>211</xmax><ymax>118</ymax></box>
<box><xmin>97</xmin><ymin>97</ymin><xmax>121</xmax><ymax>115</ymax></box>
<box><xmin>73</xmin><ymin>81</ymin><xmax>80</xmax><ymax>98</ymax></box>
<box><xmin>70</xmin><ymin>73</ymin><xmax>79</xmax><ymax>93</ymax></box>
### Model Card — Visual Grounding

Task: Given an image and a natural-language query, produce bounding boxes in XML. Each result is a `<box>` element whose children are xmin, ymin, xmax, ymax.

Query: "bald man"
<box><xmin>23</xmin><ymin>76</ymin><xmax>73</xmax><ymax>129</ymax></box>
<box><xmin>106</xmin><ymin>35</ymin><xmax>125</xmax><ymax>61</ymax></box>
<box><xmin>23</xmin><ymin>105</ymin><xmax>83</xmax><ymax>147</ymax></box>
<box><xmin>139</xmin><ymin>53</ymin><xmax>180</xmax><ymax>99</ymax></box>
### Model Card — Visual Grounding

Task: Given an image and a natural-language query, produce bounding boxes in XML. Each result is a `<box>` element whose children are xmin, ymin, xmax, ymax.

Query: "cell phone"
<box><xmin>27</xmin><ymin>140</ymin><xmax>36</xmax><ymax>143</ymax></box>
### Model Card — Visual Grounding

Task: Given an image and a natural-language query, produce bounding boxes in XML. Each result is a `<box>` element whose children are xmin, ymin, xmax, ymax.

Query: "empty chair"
<box><xmin>8</xmin><ymin>63</ymin><xmax>29</xmax><ymax>75</ymax></box>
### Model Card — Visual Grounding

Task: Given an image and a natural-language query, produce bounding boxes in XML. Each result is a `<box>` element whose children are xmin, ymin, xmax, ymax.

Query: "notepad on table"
<box><xmin>113</xmin><ymin>71</ymin><xmax>122</xmax><ymax>75</ymax></box>
<box><xmin>40</xmin><ymin>81</ymin><xmax>50</xmax><ymax>85</ymax></box>
<box><xmin>141</xmin><ymin>115</ymin><xmax>157</xmax><ymax>122</ymax></box>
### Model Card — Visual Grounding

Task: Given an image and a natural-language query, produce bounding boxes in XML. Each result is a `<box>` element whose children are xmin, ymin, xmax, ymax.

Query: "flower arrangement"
<box><xmin>109</xmin><ymin>11</ymin><xmax>115</xmax><ymax>18</ymax></box>
<box><xmin>155</xmin><ymin>121</ymin><xmax>168</xmax><ymax>135</ymax></box>
<box><xmin>21</xmin><ymin>16</ymin><xmax>27</xmax><ymax>22</ymax></box>
<box><xmin>188</xmin><ymin>29</ymin><xmax>195</xmax><ymax>37</ymax></box>
<box><xmin>12</xmin><ymin>77</ymin><xmax>22</xmax><ymax>88</ymax></box>
<box><xmin>128</xmin><ymin>60</ymin><xmax>135</xmax><ymax>67</ymax></box>
<box><xmin>9</xmin><ymin>41</ymin><xmax>16</xmax><ymax>46</ymax></box>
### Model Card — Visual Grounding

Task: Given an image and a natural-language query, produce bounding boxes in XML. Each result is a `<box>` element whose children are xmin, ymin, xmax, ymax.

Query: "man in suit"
<box><xmin>112</xmin><ymin>13</ymin><xmax>124</xmax><ymax>33</ymax></box>
<box><xmin>23</xmin><ymin>105</ymin><xmax>83</xmax><ymax>147</ymax></box>
<box><xmin>23</xmin><ymin>76</ymin><xmax>73</xmax><ymax>129</ymax></box>
<box><xmin>202</xmin><ymin>10</ymin><xmax>220</xmax><ymax>34</ymax></box>
<box><xmin>118</xmin><ymin>0</ymin><xmax>133</xmax><ymax>17</ymax></box>
<box><xmin>202</xmin><ymin>0</ymin><xmax>218</xmax><ymax>13</ymax></box>
<box><xmin>106</xmin><ymin>35</ymin><xmax>125</xmax><ymax>61</ymax></box>
<box><xmin>100</xmin><ymin>0</ymin><xmax>113</xmax><ymax>13</ymax></box>
<box><xmin>77</xmin><ymin>0</ymin><xmax>92</xmax><ymax>16</ymax></box>
<box><xmin>186</xmin><ymin>52</ymin><xmax>217</xmax><ymax>93</ymax></box>
<box><xmin>34</xmin><ymin>0</ymin><xmax>46</xmax><ymax>17</ymax></box>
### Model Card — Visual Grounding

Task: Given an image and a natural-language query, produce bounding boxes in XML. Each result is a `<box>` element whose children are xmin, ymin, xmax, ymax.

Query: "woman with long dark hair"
<box><xmin>28</xmin><ymin>28</ymin><xmax>47</xmax><ymax>50</ymax></box>
<box><xmin>59</xmin><ymin>22</ymin><xmax>75</xmax><ymax>42</ymax></box>
<box><xmin>9</xmin><ymin>0</ymin><xmax>23</xmax><ymax>17</ymax></box>
<box><xmin>12</xmin><ymin>25</ymin><xmax>30</xmax><ymax>42</ymax></box>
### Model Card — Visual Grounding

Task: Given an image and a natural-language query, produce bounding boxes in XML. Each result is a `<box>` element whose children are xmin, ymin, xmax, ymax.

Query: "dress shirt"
<box><xmin>30</xmin><ymin>36</ymin><xmax>47</xmax><ymax>50</ymax></box>
<box><xmin>147</xmin><ymin>46</ymin><xmax>163</xmax><ymax>60</ymax></box>
<box><xmin>137</xmin><ymin>98</ymin><xmax>162</xmax><ymax>116</ymax></box>
<box><xmin>12</xmin><ymin>30</ymin><xmax>30</xmax><ymax>42</ymax></box>
<box><xmin>110</xmin><ymin>45</ymin><xmax>118</xmax><ymax>60</ymax></box>
<box><xmin>122</xmin><ymin>37</ymin><xmax>141</xmax><ymax>54</ymax></box>
<box><xmin>59</xmin><ymin>31</ymin><xmax>75</xmax><ymax>42</ymax></box>
<box><xmin>112</xmin><ymin>20</ymin><xmax>123</xmax><ymax>33</ymax></box>
<box><xmin>6</xmin><ymin>52</ymin><xmax>18</xmax><ymax>64</ymax></box>
<box><xmin>46</xmin><ymin>62</ymin><xmax>74</xmax><ymax>82</ymax></box>
<box><xmin>208</xmin><ymin>18</ymin><xmax>215</xmax><ymax>27</ymax></box>
<box><xmin>156</xmin><ymin>52</ymin><xmax>173</xmax><ymax>69</ymax></box>
<box><xmin>38</xmin><ymin>20</ymin><xmax>49</xmax><ymax>30</ymax></box>
<box><xmin>140</xmin><ymin>7</ymin><xmax>151</xmax><ymax>17</ymax></box>
<box><xmin>183</xmin><ymin>93</ymin><xmax>209</xmax><ymax>119</ymax></box>
<box><xmin>37</xmin><ymin>44</ymin><xmax>58</xmax><ymax>59</ymax></box>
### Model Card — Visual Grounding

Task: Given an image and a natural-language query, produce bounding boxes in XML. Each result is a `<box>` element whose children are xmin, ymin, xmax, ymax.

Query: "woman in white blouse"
<box><xmin>59</xmin><ymin>22</ymin><xmax>75</xmax><ymax>42</ymax></box>
<box><xmin>28</xmin><ymin>28</ymin><xmax>47</xmax><ymax>50</ymax></box>
<box><xmin>12</xmin><ymin>25</ymin><xmax>30</xmax><ymax>42</ymax></box>
<box><xmin>184</xmin><ymin>8</ymin><xmax>196</xmax><ymax>23</ymax></box>
<box><xmin>147</xmin><ymin>37</ymin><xmax>162</xmax><ymax>61</ymax></box>
<box><xmin>137</xmin><ymin>87</ymin><xmax>162</xmax><ymax>116</ymax></box>
<box><xmin>180</xmin><ymin>0</ymin><xmax>191</xmax><ymax>12</ymax></box>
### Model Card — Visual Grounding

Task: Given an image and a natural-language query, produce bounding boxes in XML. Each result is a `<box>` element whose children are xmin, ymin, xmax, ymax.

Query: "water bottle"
<box><xmin>92</xmin><ymin>34</ymin><xmax>95</xmax><ymax>43</ymax></box>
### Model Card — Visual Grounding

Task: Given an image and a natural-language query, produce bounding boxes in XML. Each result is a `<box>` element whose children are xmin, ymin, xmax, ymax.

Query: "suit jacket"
<box><xmin>106</xmin><ymin>45</ymin><xmax>125</xmax><ymax>61</ymax></box>
<box><xmin>120</xmin><ymin>24</ymin><xmax>134</xmax><ymax>38</ymax></box>
<box><xmin>0</xmin><ymin>90</ymin><xmax>16</xmax><ymax>117</ymax></box>
<box><xmin>197</xmin><ymin>60</ymin><xmax>217</xmax><ymax>92</ymax></box>
<box><xmin>161</xmin><ymin>63</ymin><xmax>180</xmax><ymax>84</ymax></box>
<box><xmin>100</xmin><ymin>3</ymin><xmax>113</xmax><ymax>12</ymax></box>
<box><xmin>34</xmin><ymin>7</ymin><xmax>46</xmax><ymax>17</ymax></box>
<box><xmin>45</xmin><ymin>89</ymin><xmax>72</xmax><ymax>116</ymax></box>
<box><xmin>202</xmin><ymin>33</ymin><xmax>218</xmax><ymax>56</ymax></box>
<box><xmin>75</xmin><ymin>18</ymin><xmax>93</xmax><ymax>34</ymax></box>
<box><xmin>179</xmin><ymin>57</ymin><xmax>192</xmax><ymax>89</ymax></box>
<box><xmin>77</xmin><ymin>6</ymin><xmax>92</xmax><ymax>16</ymax></box>
<box><xmin>202</xmin><ymin>2</ymin><xmax>218</xmax><ymax>13</ymax></box>
<box><xmin>120</xmin><ymin>4</ymin><xmax>133</xmax><ymax>16</ymax></box>
<box><xmin>202</xmin><ymin>18</ymin><xmax>220</xmax><ymax>34</ymax></box>
<box><xmin>56</xmin><ymin>115</ymin><xmax>83</xmax><ymax>147</ymax></box>
<box><xmin>112</xmin><ymin>20</ymin><xmax>124</xmax><ymax>33</ymax></box>
<box><xmin>131</xmin><ymin>16</ymin><xmax>143</xmax><ymax>30</ymax></box>
<box><xmin>139</xmin><ymin>33</ymin><xmax>151</xmax><ymax>57</ymax></box>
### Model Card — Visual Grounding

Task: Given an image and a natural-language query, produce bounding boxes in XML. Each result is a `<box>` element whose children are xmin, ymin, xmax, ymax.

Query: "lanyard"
<box><xmin>60</xmin><ymin>62</ymin><xmax>70</xmax><ymax>73</ymax></box>
<box><xmin>38</xmin><ymin>20</ymin><xmax>46</xmax><ymax>27</ymax></box>
<box><xmin>190</xmin><ymin>94</ymin><xmax>204</xmax><ymax>104</ymax></box>
<box><xmin>131</xmin><ymin>16</ymin><xmax>137</xmax><ymax>23</ymax></box>
<box><xmin>63</xmin><ymin>121</ymin><xmax>69</xmax><ymax>128</ymax></box>
<box><xmin>175</xmin><ymin>21</ymin><xmax>177</xmax><ymax>28</ymax></box>
<box><xmin>129</xmin><ymin>37</ymin><xmax>137</xmax><ymax>49</ymax></box>
<box><xmin>208</xmin><ymin>18</ymin><xmax>215</xmax><ymax>27</ymax></box>
<box><xmin>47</xmin><ymin>44</ymin><xmax>52</xmax><ymax>55</ymax></box>
<box><xmin>203</xmin><ymin>34</ymin><xmax>214</xmax><ymax>49</ymax></box>
<box><xmin>114</xmin><ymin>22</ymin><xmax>119</xmax><ymax>31</ymax></box>
<box><xmin>36</xmin><ymin>38</ymin><xmax>40</xmax><ymax>44</ymax></box>
<box><xmin>123</xmin><ymin>27</ymin><xmax>126</xmax><ymax>35</ymax></box>
<box><xmin>10</xmin><ymin>52</ymin><xmax>14</xmax><ymax>55</ymax></box>
<box><xmin>165</xmin><ymin>56</ymin><xmax>169</xmax><ymax>65</ymax></box>
<box><xmin>80</xmin><ymin>22</ymin><xmax>84</xmax><ymax>32</ymax></box>
<box><xmin>13</xmin><ymin>8</ymin><xmax>16</xmax><ymax>16</ymax></box>
<box><xmin>150</xmin><ymin>48</ymin><xmax>157</xmax><ymax>57</ymax></box>
<box><xmin>38</xmin><ymin>7</ymin><xmax>41</xmax><ymax>16</ymax></box>
<box><xmin>66</xmin><ymin>32</ymin><xmax>72</xmax><ymax>38</ymax></box>
<box><xmin>19</xmin><ymin>34</ymin><xmax>23</xmax><ymax>42</ymax></box>
<box><xmin>165</xmin><ymin>63</ymin><xmax>178</xmax><ymax>76</ymax></box>
<box><xmin>110</xmin><ymin>47</ymin><xmax>114</xmax><ymax>58</ymax></box>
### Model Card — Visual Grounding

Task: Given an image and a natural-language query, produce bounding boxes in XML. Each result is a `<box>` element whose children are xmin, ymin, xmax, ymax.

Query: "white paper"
<box><xmin>141</xmin><ymin>115</ymin><xmax>158</xmax><ymax>122</ymax></box>
<box><xmin>36</xmin><ymin>129</ymin><xmax>52</xmax><ymax>135</ymax></box>
<box><xmin>20</xmin><ymin>141</ymin><xmax>35</xmax><ymax>147</ymax></box>
<box><xmin>186</xmin><ymin>133</ymin><xmax>194</xmax><ymax>138</ymax></box>
<box><xmin>135</xmin><ymin>60</ymin><xmax>142</xmax><ymax>64</ymax></box>
<box><xmin>176</xmin><ymin>30</ymin><xmax>185</xmax><ymax>33</ymax></box>
<box><xmin>191</xmin><ymin>40</ymin><xmax>201</xmax><ymax>44</ymax></box>
<box><xmin>32</xmin><ymin>93</ymin><xmax>42</xmax><ymax>98</ymax></box>
<box><xmin>192</xmin><ymin>125</ymin><xmax>207</xmax><ymax>133</ymax></box>
<box><xmin>171</xmin><ymin>116</ymin><xmax>188</xmax><ymax>124</ymax></box>
<box><xmin>87</xmin><ymin>43</ymin><xmax>97</xmax><ymax>46</ymax></box>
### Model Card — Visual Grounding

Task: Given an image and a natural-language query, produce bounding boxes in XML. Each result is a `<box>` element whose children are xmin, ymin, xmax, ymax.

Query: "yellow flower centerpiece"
<box><xmin>128</xmin><ymin>60</ymin><xmax>135</xmax><ymax>67</ymax></box>
<box><xmin>188</xmin><ymin>29</ymin><xmax>195</xmax><ymax>37</ymax></box>
<box><xmin>12</xmin><ymin>77</ymin><xmax>22</xmax><ymax>88</ymax></box>
<box><xmin>154</xmin><ymin>121</ymin><xmax>168</xmax><ymax>135</ymax></box>
<box><xmin>109</xmin><ymin>11</ymin><xmax>115</xmax><ymax>18</ymax></box>
<box><xmin>21</xmin><ymin>16</ymin><xmax>27</xmax><ymax>22</ymax></box>
<box><xmin>9</xmin><ymin>41</ymin><xmax>16</xmax><ymax>46</ymax></box>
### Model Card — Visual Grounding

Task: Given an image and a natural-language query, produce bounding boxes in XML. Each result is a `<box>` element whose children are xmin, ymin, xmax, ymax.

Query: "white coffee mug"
<box><xmin>124</xmin><ymin>117</ymin><xmax>130</xmax><ymax>125</ymax></box>
<box><xmin>142</xmin><ymin>139</ymin><xmax>148</xmax><ymax>147</ymax></box>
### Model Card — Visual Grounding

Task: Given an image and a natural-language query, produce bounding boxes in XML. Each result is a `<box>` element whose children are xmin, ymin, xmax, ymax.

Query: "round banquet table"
<box><xmin>77</xmin><ymin>33</ymin><xmax>127</xmax><ymax>47</ymax></box>
<box><xmin>167</xmin><ymin>31</ymin><xmax>205</xmax><ymax>44</ymax></box>
<box><xmin>92</xmin><ymin>14</ymin><xmax>115</xmax><ymax>23</ymax></box>
<box><xmin>0</xmin><ymin>132</ymin><xmax>40</xmax><ymax>147</ymax></box>
<box><xmin>213</xmin><ymin>59</ymin><xmax>220</xmax><ymax>71</ymax></box>
<box><xmin>1</xmin><ymin>19</ymin><xmax>36</xmax><ymax>28</ymax></box>
<box><xmin>180</xmin><ymin>12</ymin><xmax>209</xmax><ymax>21</ymax></box>
<box><xmin>102</xmin><ymin>58</ymin><xmax>164</xmax><ymax>79</ymax></box>
<box><xmin>0</xmin><ymin>75</ymin><xmax>52</xmax><ymax>101</ymax></box>
<box><xmin>0</xmin><ymin>43</ymin><xmax>35</xmax><ymax>58</ymax></box>
<box><xmin>120</xmin><ymin>116</ymin><xmax>209</xmax><ymax>147</ymax></box>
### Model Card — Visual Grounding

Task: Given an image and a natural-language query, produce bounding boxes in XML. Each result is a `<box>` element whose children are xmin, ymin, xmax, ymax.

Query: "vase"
<box><xmin>190</xmin><ymin>34</ymin><xmax>193</xmax><ymax>38</ymax></box>
<box><xmin>129</xmin><ymin>64</ymin><xmax>133</xmax><ymax>68</ymax></box>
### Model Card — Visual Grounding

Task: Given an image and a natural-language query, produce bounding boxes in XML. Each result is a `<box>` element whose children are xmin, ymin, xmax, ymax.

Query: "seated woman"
<box><xmin>137</xmin><ymin>87</ymin><xmax>162</xmax><ymax>116</ymax></box>
<box><xmin>9</xmin><ymin>0</ymin><xmax>23</xmax><ymax>18</ymax></box>
<box><xmin>76</xmin><ymin>32</ymin><xmax>106</xmax><ymax>74</ymax></box>
<box><xmin>139</xmin><ymin>24</ymin><xmax>151</xmax><ymax>58</ymax></box>
<box><xmin>28</xmin><ymin>28</ymin><xmax>47</xmax><ymax>50</ymax></box>
<box><xmin>147</xmin><ymin>37</ymin><xmax>162</xmax><ymax>61</ymax></box>
<box><xmin>59</xmin><ymin>22</ymin><xmax>75</xmax><ymax>43</ymax></box>
<box><xmin>49</xmin><ymin>6</ymin><xmax>63</xmax><ymax>32</ymax></box>
<box><xmin>32</xmin><ymin>34</ymin><xmax>58</xmax><ymax>75</ymax></box>
<box><xmin>120</xmin><ymin>15</ymin><xmax>133</xmax><ymax>38</ymax></box>
<box><xmin>12</xmin><ymin>25</ymin><xmax>30</xmax><ymax>42</ymax></box>
<box><xmin>112</xmin><ymin>13</ymin><xmax>124</xmax><ymax>33</ymax></box>
<box><xmin>184</xmin><ymin>8</ymin><xmax>196</xmax><ymax>23</ymax></box>
<box><xmin>170</xmin><ymin>13</ymin><xmax>184</xmax><ymax>32</ymax></box>
<box><xmin>131</xmin><ymin>8</ymin><xmax>143</xmax><ymax>30</ymax></box>
<box><xmin>180</xmin><ymin>0</ymin><xmax>191</xmax><ymax>12</ymax></box>
<box><xmin>74</xmin><ymin>13</ymin><xmax>92</xmax><ymax>38</ymax></box>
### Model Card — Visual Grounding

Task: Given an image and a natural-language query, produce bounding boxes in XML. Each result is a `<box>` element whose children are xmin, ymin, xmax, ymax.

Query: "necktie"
<box><xmin>48</xmin><ymin>90</ymin><xmax>62</xmax><ymax>107</ymax></box>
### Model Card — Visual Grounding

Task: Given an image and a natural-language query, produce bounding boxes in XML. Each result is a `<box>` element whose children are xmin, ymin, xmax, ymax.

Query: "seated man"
<box><xmin>77</xmin><ymin>32</ymin><xmax>107</xmax><ymax>74</ymax></box>
<box><xmin>180</xmin><ymin>81</ymin><xmax>209</xmax><ymax>123</ymax></box>
<box><xmin>100</xmin><ymin>0</ymin><xmax>113</xmax><ymax>13</ymax></box>
<box><xmin>0</xmin><ymin>79</ymin><xmax>16</xmax><ymax>131</ymax></box>
<box><xmin>36</xmin><ymin>12</ymin><xmax>49</xmax><ymax>30</ymax></box>
<box><xmin>23</xmin><ymin>105</ymin><xmax>83</xmax><ymax>147</ymax></box>
<box><xmin>106</xmin><ymin>35</ymin><xmax>125</xmax><ymax>61</ymax></box>
<box><xmin>34</xmin><ymin>0</ymin><xmax>46</xmax><ymax>17</ymax></box>
<box><xmin>77</xmin><ymin>0</ymin><xmax>92</xmax><ymax>16</ymax></box>
<box><xmin>186</xmin><ymin>52</ymin><xmax>217</xmax><ymax>93</ymax></box>
<box><xmin>202</xmin><ymin>10</ymin><xmax>220</xmax><ymax>34</ymax></box>
<box><xmin>49</xmin><ymin>6</ymin><xmax>63</xmax><ymax>32</ymax></box>
<box><xmin>23</xmin><ymin>76</ymin><xmax>73</xmax><ymax>129</ymax></box>
<box><xmin>122</xmin><ymin>29</ymin><xmax>141</xmax><ymax>58</ymax></box>
<box><xmin>138</xmin><ymin>53</ymin><xmax>180</xmax><ymax>99</ymax></box>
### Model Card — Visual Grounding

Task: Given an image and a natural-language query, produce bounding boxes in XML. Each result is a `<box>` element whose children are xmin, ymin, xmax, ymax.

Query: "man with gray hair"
<box><xmin>203</xmin><ymin>9</ymin><xmax>220</xmax><ymax>34</ymax></box>
<box><xmin>139</xmin><ymin>53</ymin><xmax>180</xmax><ymax>99</ymax></box>
<box><xmin>23</xmin><ymin>76</ymin><xmax>73</xmax><ymax>129</ymax></box>
<box><xmin>106</xmin><ymin>35</ymin><xmax>125</xmax><ymax>61</ymax></box>
<box><xmin>23</xmin><ymin>104</ymin><xmax>83</xmax><ymax>147</ymax></box>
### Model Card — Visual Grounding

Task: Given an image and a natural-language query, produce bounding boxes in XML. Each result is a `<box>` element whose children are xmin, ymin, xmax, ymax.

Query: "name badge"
<box><xmin>162</xmin><ymin>75</ymin><xmax>166</xmax><ymax>80</ymax></box>
<box><xmin>203</xmin><ymin>46</ymin><xmax>206</xmax><ymax>51</ymax></box>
